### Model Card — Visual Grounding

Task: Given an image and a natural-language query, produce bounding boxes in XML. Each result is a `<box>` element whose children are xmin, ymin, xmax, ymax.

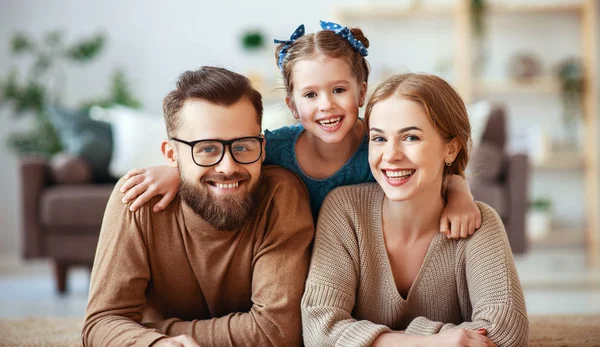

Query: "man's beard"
<box><xmin>179</xmin><ymin>170</ymin><xmax>260</xmax><ymax>231</ymax></box>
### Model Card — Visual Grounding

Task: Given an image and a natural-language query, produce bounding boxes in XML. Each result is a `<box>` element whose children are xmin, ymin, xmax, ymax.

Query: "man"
<box><xmin>82</xmin><ymin>67</ymin><xmax>314</xmax><ymax>347</ymax></box>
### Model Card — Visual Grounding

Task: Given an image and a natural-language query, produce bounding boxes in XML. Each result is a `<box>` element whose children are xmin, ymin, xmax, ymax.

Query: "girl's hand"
<box><xmin>120</xmin><ymin>166</ymin><xmax>180</xmax><ymax>212</ymax></box>
<box><xmin>441</xmin><ymin>176</ymin><xmax>482</xmax><ymax>239</ymax></box>
<box><xmin>426</xmin><ymin>329</ymin><xmax>496</xmax><ymax>347</ymax></box>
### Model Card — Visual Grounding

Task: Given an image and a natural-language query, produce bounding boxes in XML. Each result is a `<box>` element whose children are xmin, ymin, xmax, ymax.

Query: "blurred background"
<box><xmin>0</xmin><ymin>0</ymin><xmax>599</xmax><ymax>319</ymax></box>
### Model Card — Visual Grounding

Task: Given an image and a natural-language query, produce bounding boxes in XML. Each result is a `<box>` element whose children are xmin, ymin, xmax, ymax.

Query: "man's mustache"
<box><xmin>201</xmin><ymin>172</ymin><xmax>250</xmax><ymax>183</ymax></box>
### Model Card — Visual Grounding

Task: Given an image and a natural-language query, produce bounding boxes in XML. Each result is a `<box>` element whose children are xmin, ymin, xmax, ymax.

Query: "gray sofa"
<box><xmin>468</xmin><ymin>105</ymin><xmax>529</xmax><ymax>254</ymax></box>
<box><xmin>20</xmin><ymin>157</ymin><xmax>114</xmax><ymax>293</ymax></box>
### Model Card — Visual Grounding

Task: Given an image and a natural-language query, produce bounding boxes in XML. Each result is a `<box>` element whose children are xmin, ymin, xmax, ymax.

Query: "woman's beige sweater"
<box><xmin>301</xmin><ymin>183</ymin><xmax>529</xmax><ymax>347</ymax></box>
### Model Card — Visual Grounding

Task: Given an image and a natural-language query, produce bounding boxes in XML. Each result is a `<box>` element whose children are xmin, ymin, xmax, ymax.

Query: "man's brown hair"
<box><xmin>163</xmin><ymin>66</ymin><xmax>263</xmax><ymax>136</ymax></box>
<box><xmin>365</xmin><ymin>73</ymin><xmax>472</xmax><ymax>179</ymax></box>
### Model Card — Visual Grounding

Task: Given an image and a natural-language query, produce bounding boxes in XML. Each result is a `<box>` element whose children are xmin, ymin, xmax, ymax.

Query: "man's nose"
<box><xmin>214</xmin><ymin>147</ymin><xmax>239</xmax><ymax>176</ymax></box>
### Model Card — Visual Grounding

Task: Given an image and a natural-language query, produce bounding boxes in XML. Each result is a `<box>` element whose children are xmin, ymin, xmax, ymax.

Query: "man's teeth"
<box><xmin>386</xmin><ymin>170</ymin><xmax>414</xmax><ymax>179</ymax></box>
<box><xmin>318</xmin><ymin>117</ymin><xmax>342</xmax><ymax>127</ymax></box>
<box><xmin>215</xmin><ymin>182</ymin><xmax>239</xmax><ymax>189</ymax></box>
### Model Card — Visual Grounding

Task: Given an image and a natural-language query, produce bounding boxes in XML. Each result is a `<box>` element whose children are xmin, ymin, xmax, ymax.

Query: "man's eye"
<box><xmin>304</xmin><ymin>92</ymin><xmax>317</xmax><ymax>98</ymax></box>
<box><xmin>233</xmin><ymin>145</ymin><xmax>249</xmax><ymax>152</ymax></box>
<box><xmin>197</xmin><ymin>146</ymin><xmax>219</xmax><ymax>153</ymax></box>
<box><xmin>333</xmin><ymin>88</ymin><xmax>346</xmax><ymax>94</ymax></box>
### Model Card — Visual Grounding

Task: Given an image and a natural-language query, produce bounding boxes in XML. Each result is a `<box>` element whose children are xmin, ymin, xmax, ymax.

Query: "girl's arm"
<box><xmin>442</xmin><ymin>175</ymin><xmax>482</xmax><ymax>238</ymax></box>
<box><xmin>120</xmin><ymin>165</ymin><xmax>180</xmax><ymax>212</ymax></box>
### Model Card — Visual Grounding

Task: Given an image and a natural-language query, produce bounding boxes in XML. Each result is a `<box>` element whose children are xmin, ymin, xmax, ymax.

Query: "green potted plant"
<box><xmin>527</xmin><ymin>197</ymin><xmax>553</xmax><ymax>241</ymax></box>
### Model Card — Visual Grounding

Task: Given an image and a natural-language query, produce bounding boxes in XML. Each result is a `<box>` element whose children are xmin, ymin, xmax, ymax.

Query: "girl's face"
<box><xmin>287</xmin><ymin>56</ymin><xmax>366</xmax><ymax>144</ymax></box>
<box><xmin>368</xmin><ymin>97</ymin><xmax>458</xmax><ymax>203</ymax></box>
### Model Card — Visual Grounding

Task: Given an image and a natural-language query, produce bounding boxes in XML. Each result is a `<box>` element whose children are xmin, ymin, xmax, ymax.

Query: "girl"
<box><xmin>301</xmin><ymin>73</ymin><xmax>528</xmax><ymax>347</ymax></box>
<box><xmin>120</xmin><ymin>21</ymin><xmax>480</xmax><ymax>237</ymax></box>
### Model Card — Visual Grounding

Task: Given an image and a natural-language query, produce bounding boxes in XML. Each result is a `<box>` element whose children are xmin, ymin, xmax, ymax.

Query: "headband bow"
<box><xmin>274</xmin><ymin>24</ymin><xmax>305</xmax><ymax>70</ymax></box>
<box><xmin>319</xmin><ymin>20</ymin><xmax>368</xmax><ymax>56</ymax></box>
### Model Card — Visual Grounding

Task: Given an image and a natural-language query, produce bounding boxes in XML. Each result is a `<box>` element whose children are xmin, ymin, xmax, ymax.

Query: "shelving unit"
<box><xmin>335</xmin><ymin>0</ymin><xmax>599</xmax><ymax>268</ymax></box>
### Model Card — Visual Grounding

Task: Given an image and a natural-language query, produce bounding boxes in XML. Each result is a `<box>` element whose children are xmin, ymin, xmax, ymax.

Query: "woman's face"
<box><xmin>368</xmin><ymin>97</ymin><xmax>457</xmax><ymax>202</ymax></box>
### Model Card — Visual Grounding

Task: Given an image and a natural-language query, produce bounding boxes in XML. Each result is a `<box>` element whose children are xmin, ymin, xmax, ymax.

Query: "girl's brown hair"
<box><xmin>364</xmin><ymin>73</ymin><xmax>472</xmax><ymax>179</ymax></box>
<box><xmin>275</xmin><ymin>28</ymin><xmax>370</xmax><ymax>96</ymax></box>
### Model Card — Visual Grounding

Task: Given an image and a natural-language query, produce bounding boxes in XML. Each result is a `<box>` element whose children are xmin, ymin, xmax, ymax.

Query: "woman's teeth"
<box><xmin>385</xmin><ymin>170</ymin><xmax>414</xmax><ymax>180</ymax></box>
<box><xmin>318</xmin><ymin>117</ymin><xmax>342</xmax><ymax>127</ymax></box>
<box><xmin>215</xmin><ymin>182</ymin><xmax>239</xmax><ymax>189</ymax></box>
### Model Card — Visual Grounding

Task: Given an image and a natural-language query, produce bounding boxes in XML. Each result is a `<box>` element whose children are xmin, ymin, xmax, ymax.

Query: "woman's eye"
<box><xmin>333</xmin><ymin>87</ymin><xmax>346</xmax><ymax>94</ymax></box>
<box><xmin>370</xmin><ymin>136</ymin><xmax>386</xmax><ymax>142</ymax></box>
<box><xmin>405</xmin><ymin>135</ymin><xmax>420</xmax><ymax>142</ymax></box>
<box><xmin>304</xmin><ymin>92</ymin><xmax>317</xmax><ymax>98</ymax></box>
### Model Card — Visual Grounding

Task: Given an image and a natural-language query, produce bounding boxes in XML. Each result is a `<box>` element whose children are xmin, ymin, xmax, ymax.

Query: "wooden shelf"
<box><xmin>335</xmin><ymin>5</ymin><xmax>454</xmax><ymax>19</ymax></box>
<box><xmin>487</xmin><ymin>3</ymin><xmax>583</xmax><ymax>15</ymax></box>
<box><xmin>533</xmin><ymin>152</ymin><xmax>585</xmax><ymax>170</ymax></box>
<box><xmin>475</xmin><ymin>77</ymin><xmax>560</xmax><ymax>95</ymax></box>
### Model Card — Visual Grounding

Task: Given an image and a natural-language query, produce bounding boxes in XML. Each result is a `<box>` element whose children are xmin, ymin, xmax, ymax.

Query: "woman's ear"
<box><xmin>445</xmin><ymin>138</ymin><xmax>461</xmax><ymax>164</ymax></box>
<box><xmin>286</xmin><ymin>95</ymin><xmax>299</xmax><ymax>120</ymax></box>
<box><xmin>358</xmin><ymin>81</ymin><xmax>367</xmax><ymax>107</ymax></box>
<box><xmin>162</xmin><ymin>140</ymin><xmax>179</xmax><ymax>168</ymax></box>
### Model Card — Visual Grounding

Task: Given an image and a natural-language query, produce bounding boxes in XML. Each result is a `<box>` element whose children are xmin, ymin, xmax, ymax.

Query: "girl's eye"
<box><xmin>370</xmin><ymin>136</ymin><xmax>386</xmax><ymax>143</ymax></box>
<box><xmin>304</xmin><ymin>92</ymin><xmax>317</xmax><ymax>98</ymax></box>
<box><xmin>333</xmin><ymin>87</ymin><xmax>346</xmax><ymax>94</ymax></box>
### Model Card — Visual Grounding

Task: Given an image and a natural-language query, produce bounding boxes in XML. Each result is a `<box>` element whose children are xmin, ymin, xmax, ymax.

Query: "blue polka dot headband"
<box><xmin>320</xmin><ymin>20</ymin><xmax>368</xmax><ymax>57</ymax></box>
<box><xmin>274</xmin><ymin>24</ymin><xmax>305</xmax><ymax>70</ymax></box>
<box><xmin>273</xmin><ymin>21</ymin><xmax>369</xmax><ymax>71</ymax></box>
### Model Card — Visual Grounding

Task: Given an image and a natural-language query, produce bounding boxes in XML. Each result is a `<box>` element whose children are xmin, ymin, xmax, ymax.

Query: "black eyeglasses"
<box><xmin>170</xmin><ymin>136</ymin><xmax>264</xmax><ymax>167</ymax></box>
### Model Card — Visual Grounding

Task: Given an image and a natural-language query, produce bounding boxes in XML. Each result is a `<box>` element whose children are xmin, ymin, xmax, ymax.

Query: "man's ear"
<box><xmin>286</xmin><ymin>95</ymin><xmax>299</xmax><ymax>120</ymax></box>
<box><xmin>445</xmin><ymin>138</ymin><xmax>461</xmax><ymax>164</ymax></box>
<box><xmin>358</xmin><ymin>81</ymin><xmax>367</xmax><ymax>107</ymax></box>
<box><xmin>161</xmin><ymin>140</ymin><xmax>179</xmax><ymax>168</ymax></box>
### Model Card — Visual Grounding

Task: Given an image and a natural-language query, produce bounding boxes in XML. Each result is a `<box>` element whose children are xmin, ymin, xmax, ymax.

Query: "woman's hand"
<box><xmin>426</xmin><ymin>329</ymin><xmax>496</xmax><ymax>347</ymax></box>
<box><xmin>120</xmin><ymin>165</ymin><xmax>180</xmax><ymax>212</ymax></box>
<box><xmin>441</xmin><ymin>175</ymin><xmax>482</xmax><ymax>239</ymax></box>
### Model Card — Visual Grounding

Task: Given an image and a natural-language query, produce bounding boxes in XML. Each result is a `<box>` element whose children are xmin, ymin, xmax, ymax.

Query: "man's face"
<box><xmin>171</xmin><ymin>98</ymin><xmax>264</xmax><ymax>230</ymax></box>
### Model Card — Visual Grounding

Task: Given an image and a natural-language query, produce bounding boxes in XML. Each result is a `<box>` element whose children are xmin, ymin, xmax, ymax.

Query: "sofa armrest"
<box><xmin>505</xmin><ymin>153</ymin><xmax>530</xmax><ymax>254</ymax></box>
<box><xmin>20</xmin><ymin>157</ymin><xmax>50</xmax><ymax>258</ymax></box>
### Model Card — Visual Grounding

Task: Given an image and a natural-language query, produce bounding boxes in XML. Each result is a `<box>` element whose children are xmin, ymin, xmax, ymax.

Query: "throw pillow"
<box><xmin>89</xmin><ymin>106</ymin><xmax>166</xmax><ymax>178</ymax></box>
<box><xmin>46</xmin><ymin>106</ymin><xmax>115</xmax><ymax>183</ymax></box>
<box><xmin>49</xmin><ymin>153</ymin><xmax>93</xmax><ymax>184</ymax></box>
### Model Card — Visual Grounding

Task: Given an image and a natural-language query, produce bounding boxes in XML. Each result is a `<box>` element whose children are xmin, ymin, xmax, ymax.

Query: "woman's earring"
<box><xmin>446</xmin><ymin>161</ymin><xmax>452</xmax><ymax>167</ymax></box>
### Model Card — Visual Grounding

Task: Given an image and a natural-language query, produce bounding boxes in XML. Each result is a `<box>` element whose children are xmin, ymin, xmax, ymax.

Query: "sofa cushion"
<box><xmin>40</xmin><ymin>185</ymin><xmax>114</xmax><ymax>228</ymax></box>
<box><xmin>468</xmin><ymin>142</ymin><xmax>505</xmax><ymax>181</ymax></box>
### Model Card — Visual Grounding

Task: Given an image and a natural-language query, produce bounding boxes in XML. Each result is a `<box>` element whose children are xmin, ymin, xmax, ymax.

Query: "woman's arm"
<box><xmin>404</xmin><ymin>203</ymin><xmax>529</xmax><ymax>347</ymax></box>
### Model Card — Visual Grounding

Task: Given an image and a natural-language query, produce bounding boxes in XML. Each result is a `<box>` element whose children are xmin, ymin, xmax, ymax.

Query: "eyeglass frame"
<box><xmin>170</xmin><ymin>136</ymin><xmax>264</xmax><ymax>167</ymax></box>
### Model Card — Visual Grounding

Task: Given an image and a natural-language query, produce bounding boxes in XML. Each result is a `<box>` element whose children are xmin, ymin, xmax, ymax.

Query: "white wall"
<box><xmin>0</xmin><ymin>0</ymin><xmax>598</xmax><ymax>255</ymax></box>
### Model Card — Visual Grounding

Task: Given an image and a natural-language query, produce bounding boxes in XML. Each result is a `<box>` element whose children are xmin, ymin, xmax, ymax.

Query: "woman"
<box><xmin>301</xmin><ymin>73</ymin><xmax>528</xmax><ymax>347</ymax></box>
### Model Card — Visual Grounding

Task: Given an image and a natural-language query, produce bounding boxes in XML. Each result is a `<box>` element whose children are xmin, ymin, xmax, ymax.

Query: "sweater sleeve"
<box><xmin>82</xmin><ymin>179</ymin><xmax>165</xmax><ymax>347</ymax></box>
<box><xmin>301</xmin><ymin>189</ymin><xmax>391</xmax><ymax>347</ymax></box>
<box><xmin>148</xmin><ymin>169</ymin><xmax>315</xmax><ymax>347</ymax></box>
<box><xmin>405</xmin><ymin>202</ymin><xmax>529</xmax><ymax>347</ymax></box>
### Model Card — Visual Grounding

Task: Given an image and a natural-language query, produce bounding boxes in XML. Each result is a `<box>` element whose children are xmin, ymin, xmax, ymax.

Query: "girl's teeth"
<box><xmin>215</xmin><ymin>182</ymin><xmax>239</xmax><ymax>189</ymax></box>
<box><xmin>318</xmin><ymin>117</ymin><xmax>342</xmax><ymax>127</ymax></box>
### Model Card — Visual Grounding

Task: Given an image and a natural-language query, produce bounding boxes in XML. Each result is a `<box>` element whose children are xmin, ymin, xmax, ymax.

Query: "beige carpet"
<box><xmin>0</xmin><ymin>315</ymin><xmax>599</xmax><ymax>346</ymax></box>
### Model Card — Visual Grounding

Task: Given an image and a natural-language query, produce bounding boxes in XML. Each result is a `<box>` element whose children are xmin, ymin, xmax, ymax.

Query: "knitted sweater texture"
<box><xmin>301</xmin><ymin>183</ymin><xmax>529</xmax><ymax>347</ymax></box>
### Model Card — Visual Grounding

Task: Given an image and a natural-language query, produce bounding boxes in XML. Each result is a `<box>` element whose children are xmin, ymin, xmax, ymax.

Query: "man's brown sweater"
<box><xmin>82</xmin><ymin>166</ymin><xmax>314</xmax><ymax>347</ymax></box>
